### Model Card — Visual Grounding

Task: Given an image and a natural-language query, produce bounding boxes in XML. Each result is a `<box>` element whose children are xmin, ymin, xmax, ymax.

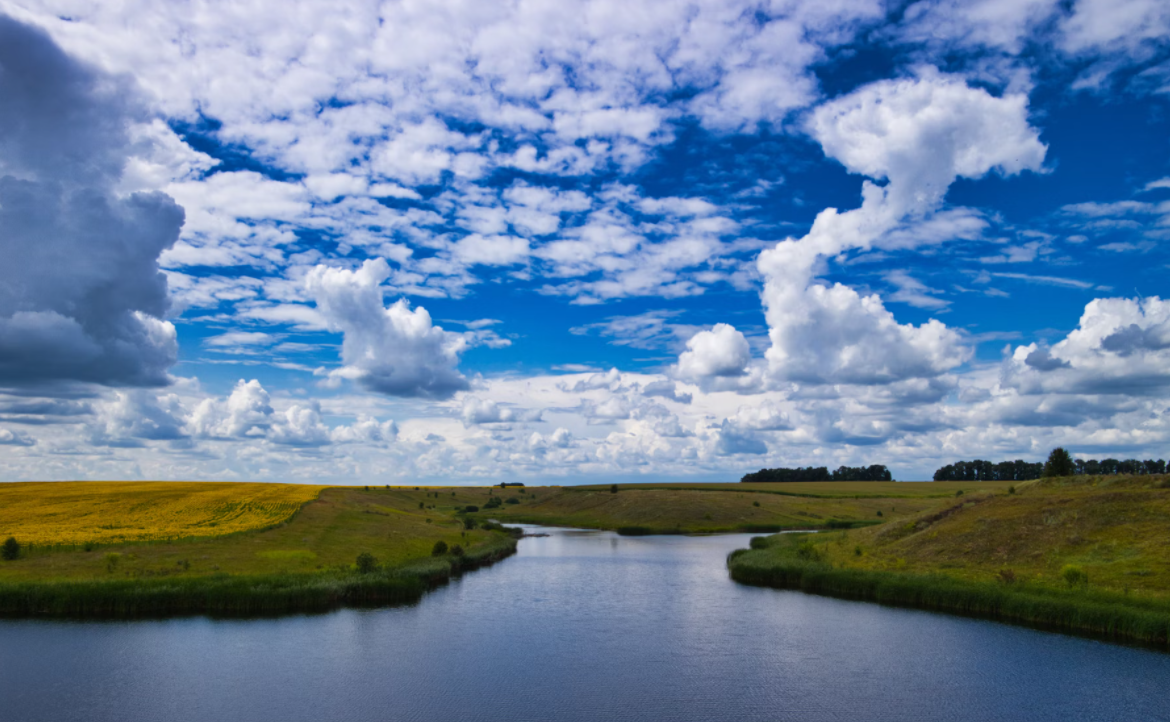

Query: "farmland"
<box><xmin>0</xmin><ymin>482</ymin><xmax>326</xmax><ymax>545</ymax></box>
<box><xmin>0</xmin><ymin>483</ymin><xmax>520</xmax><ymax>616</ymax></box>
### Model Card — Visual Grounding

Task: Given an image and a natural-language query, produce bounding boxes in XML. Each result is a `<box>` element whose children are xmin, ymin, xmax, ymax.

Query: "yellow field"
<box><xmin>0</xmin><ymin>481</ymin><xmax>325</xmax><ymax>545</ymax></box>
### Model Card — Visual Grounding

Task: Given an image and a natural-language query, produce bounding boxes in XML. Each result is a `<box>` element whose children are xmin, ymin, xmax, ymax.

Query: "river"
<box><xmin>2</xmin><ymin>526</ymin><xmax>1168</xmax><ymax>721</ymax></box>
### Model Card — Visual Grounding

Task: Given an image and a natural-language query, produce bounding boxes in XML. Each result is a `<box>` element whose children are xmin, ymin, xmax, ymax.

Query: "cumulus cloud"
<box><xmin>0</xmin><ymin>428</ymin><xmax>36</xmax><ymax>446</ymax></box>
<box><xmin>0</xmin><ymin>16</ymin><xmax>184</xmax><ymax>388</ymax></box>
<box><xmin>757</xmin><ymin>72</ymin><xmax>1045</xmax><ymax>385</ymax></box>
<box><xmin>460</xmin><ymin>396</ymin><xmax>543</xmax><ymax>427</ymax></box>
<box><xmin>304</xmin><ymin>259</ymin><xmax>470</xmax><ymax>398</ymax></box>
<box><xmin>1004</xmin><ymin>296</ymin><xmax>1170</xmax><ymax>395</ymax></box>
<box><xmin>88</xmin><ymin>390</ymin><xmax>188</xmax><ymax>446</ymax></box>
<box><xmin>676</xmin><ymin>324</ymin><xmax>752</xmax><ymax>380</ymax></box>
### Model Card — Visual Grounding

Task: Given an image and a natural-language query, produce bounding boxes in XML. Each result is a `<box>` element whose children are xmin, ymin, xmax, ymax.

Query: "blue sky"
<box><xmin>0</xmin><ymin>0</ymin><xmax>1168</xmax><ymax>483</ymax></box>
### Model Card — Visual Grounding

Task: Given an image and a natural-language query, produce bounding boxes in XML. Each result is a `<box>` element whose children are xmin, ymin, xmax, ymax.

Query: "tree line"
<box><xmin>933</xmin><ymin>454</ymin><xmax>1167</xmax><ymax>481</ymax></box>
<box><xmin>741</xmin><ymin>465</ymin><xmax>893</xmax><ymax>483</ymax></box>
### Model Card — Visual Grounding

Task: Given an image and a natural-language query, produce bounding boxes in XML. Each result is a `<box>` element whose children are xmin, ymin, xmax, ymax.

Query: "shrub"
<box><xmin>876</xmin><ymin>510</ymin><xmax>883</xmax><ymax>517</ymax></box>
<box><xmin>955</xmin><ymin>490</ymin><xmax>964</xmax><ymax>497</ymax></box>
<box><xmin>364</xmin><ymin>485</ymin><xmax>370</xmax><ymax>491</ymax></box>
<box><xmin>854</xmin><ymin>545</ymin><xmax>863</xmax><ymax>557</ymax></box>
<box><xmin>752</xmin><ymin>501</ymin><xmax>760</xmax><ymax>507</ymax></box>
<box><xmin>356</xmin><ymin>552</ymin><xmax>378</xmax><ymax>574</ymax></box>
<box><xmin>505</xmin><ymin>497</ymin><xmax>520</xmax><ymax>505</ymax></box>
<box><xmin>484</xmin><ymin>497</ymin><xmax>502</xmax><ymax>509</ymax></box>
<box><xmin>462</xmin><ymin>517</ymin><xmax>477</xmax><ymax>530</ymax></box>
<box><xmin>610</xmin><ymin>484</ymin><xmax>618</xmax><ymax>493</ymax></box>
<box><xmin>1008</xmin><ymin>485</ymin><xmax>1016</xmax><ymax>495</ymax></box>
<box><xmin>1061</xmin><ymin>564</ymin><xmax>1088</xmax><ymax>588</ymax></box>
<box><xmin>795</xmin><ymin>540</ymin><xmax>822</xmax><ymax>562</ymax></box>
<box><xmin>418</xmin><ymin>502</ymin><xmax>424</xmax><ymax>509</ymax></box>
<box><xmin>2</xmin><ymin>537</ymin><xmax>20</xmax><ymax>561</ymax></box>
<box><xmin>463</xmin><ymin>505</ymin><xmax>479</xmax><ymax>513</ymax></box>
<box><xmin>432</xmin><ymin>541</ymin><xmax>448</xmax><ymax>556</ymax></box>
<box><xmin>450</xmin><ymin>544</ymin><xmax>465</xmax><ymax>557</ymax></box>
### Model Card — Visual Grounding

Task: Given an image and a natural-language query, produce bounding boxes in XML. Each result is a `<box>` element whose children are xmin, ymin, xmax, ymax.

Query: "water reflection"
<box><xmin>2</xmin><ymin>526</ymin><xmax>1168</xmax><ymax>722</ymax></box>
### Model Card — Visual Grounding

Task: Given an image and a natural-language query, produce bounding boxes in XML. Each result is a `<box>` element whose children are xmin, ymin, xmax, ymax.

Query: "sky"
<box><xmin>0</xmin><ymin>0</ymin><xmax>1168</xmax><ymax>485</ymax></box>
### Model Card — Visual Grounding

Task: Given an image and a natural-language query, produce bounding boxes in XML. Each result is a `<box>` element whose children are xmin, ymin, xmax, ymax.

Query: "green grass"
<box><xmin>0</xmin><ymin>484</ymin><xmax>520</xmax><ymax>618</ymax></box>
<box><xmin>575</xmin><ymin>480</ymin><xmax>1019</xmax><ymax>498</ymax></box>
<box><xmin>728</xmin><ymin>475</ymin><xmax>1170</xmax><ymax>649</ymax></box>
<box><xmin>477</xmin><ymin>485</ymin><xmax>945</xmax><ymax>533</ymax></box>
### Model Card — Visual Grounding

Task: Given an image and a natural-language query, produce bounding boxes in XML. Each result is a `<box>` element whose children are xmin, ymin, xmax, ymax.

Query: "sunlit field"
<box><xmin>0</xmin><ymin>482</ymin><xmax>326</xmax><ymax>545</ymax></box>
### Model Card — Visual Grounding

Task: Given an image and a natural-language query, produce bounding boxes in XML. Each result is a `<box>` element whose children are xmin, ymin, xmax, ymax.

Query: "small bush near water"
<box><xmin>432</xmin><ymin>541</ymin><xmax>448</xmax><ymax>556</ymax></box>
<box><xmin>2</xmin><ymin>537</ymin><xmax>19</xmax><ymax>561</ymax></box>
<box><xmin>356</xmin><ymin>553</ymin><xmax>378</xmax><ymax>574</ymax></box>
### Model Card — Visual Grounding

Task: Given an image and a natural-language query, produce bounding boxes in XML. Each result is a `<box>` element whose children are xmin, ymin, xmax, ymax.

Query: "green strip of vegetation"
<box><xmin>727</xmin><ymin>535</ymin><xmax>1170</xmax><ymax>649</ymax></box>
<box><xmin>0</xmin><ymin>535</ymin><xmax>516</xmax><ymax>619</ymax></box>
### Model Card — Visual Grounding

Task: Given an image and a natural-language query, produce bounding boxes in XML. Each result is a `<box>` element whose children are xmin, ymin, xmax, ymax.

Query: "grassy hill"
<box><xmin>0</xmin><ymin>483</ymin><xmax>518</xmax><ymax>617</ymax></box>
<box><xmin>728</xmin><ymin>474</ymin><xmax>1170</xmax><ymax>647</ymax></box>
<box><xmin>474</xmin><ymin>482</ymin><xmax>978</xmax><ymax>533</ymax></box>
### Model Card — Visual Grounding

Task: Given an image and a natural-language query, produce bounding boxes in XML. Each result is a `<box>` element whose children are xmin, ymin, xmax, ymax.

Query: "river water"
<box><xmin>2</xmin><ymin>527</ymin><xmax>1168</xmax><ymax>722</ymax></box>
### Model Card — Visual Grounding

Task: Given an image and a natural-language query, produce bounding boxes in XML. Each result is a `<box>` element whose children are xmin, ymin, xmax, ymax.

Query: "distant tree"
<box><xmin>463</xmin><ymin>517</ymin><xmax>476</xmax><ymax>530</ymax></box>
<box><xmin>356</xmin><ymin>552</ymin><xmax>378</xmax><ymax>573</ymax></box>
<box><xmin>432</xmin><ymin>541</ymin><xmax>448</xmax><ymax>556</ymax></box>
<box><xmin>1043</xmin><ymin>448</ymin><xmax>1076</xmax><ymax>478</ymax></box>
<box><xmin>610</xmin><ymin>484</ymin><xmax>618</xmax><ymax>493</ymax></box>
<box><xmin>2</xmin><ymin>537</ymin><xmax>19</xmax><ymax>561</ymax></box>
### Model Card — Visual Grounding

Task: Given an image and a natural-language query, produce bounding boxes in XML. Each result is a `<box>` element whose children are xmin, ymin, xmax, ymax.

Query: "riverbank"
<box><xmin>476</xmin><ymin>483</ymin><xmax>952</xmax><ymax>533</ymax></box>
<box><xmin>0</xmin><ymin>484</ymin><xmax>519</xmax><ymax>618</ymax></box>
<box><xmin>728</xmin><ymin>475</ymin><xmax>1170</xmax><ymax>648</ymax></box>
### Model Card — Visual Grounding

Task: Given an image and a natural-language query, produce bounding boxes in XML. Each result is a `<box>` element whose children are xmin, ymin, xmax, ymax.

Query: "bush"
<box><xmin>432</xmin><ymin>541</ymin><xmax>448</xmax><ymax>556</ymax></box>
<box><xmin>462</xmin><ymin>517</ymin><xmax>477</xmax><ymax>530</ymax></box>
<box><xmin>795</xmin><ymin>540</ymin><xmax>822</xmax><ymax>562</ymax></box>
<box><xmin>450</xmin><ymin>544</ymin><xmax>464</xmax><ymax>557</ymax></box>
<box><xmin>610</xmin><ymin>484</ymin><xmax>618</xmax><ymax>493</ymax></box>
<box><xmin>1062</xmin><ymin>564</ymin><xmax>1088</xmax><ymax>588</ymax></box>
<box><xmin>1008</xmin><ymin>485</ymin><xmax>1016</xmax><ymax>495</ymax></box>
<box><xmin>752</xmin><ymin>501</ymin><xmax>760</xmax><ymax>507</ymax></box>
<box><xmin>463</xmin><ymin>505</ymin><xmax>479</xmax><ymax>513</ymax></box>
<box><xmin>2</xmin><ymin>537</ymin><xmax>20</xmax><ymax>561</ymax></box>
<box><xmin>356</xmin><ymin>552</ymin><xmax>378</xmax><ymax>574</ymax></box>
<box><xmin>876</xmin><ymin>510</ymin><xmax>883</xmax><ymax>517</ymax></box>
<box><xmin>505</xmin><ymin>497</ymin><xmax>520</xmax><ymax>505</ymax></box>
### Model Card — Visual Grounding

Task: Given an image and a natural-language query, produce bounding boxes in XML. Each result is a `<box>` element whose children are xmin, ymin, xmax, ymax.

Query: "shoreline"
<box><xmin>727</xmin><ymin>538</ymin><xmax>1170</xmax><ymax>651</ymax></box>
<box><xmin>0</xmin><ymin>536</ymin><xmax>517</xmax><ymax>620</ymax></box>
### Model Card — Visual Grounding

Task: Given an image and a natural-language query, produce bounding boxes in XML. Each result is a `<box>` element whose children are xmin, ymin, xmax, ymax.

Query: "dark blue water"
<box><xmin>2</xmin><ymin>527</ymin><xmax>1168</xmax><ymax>722</ymax></box>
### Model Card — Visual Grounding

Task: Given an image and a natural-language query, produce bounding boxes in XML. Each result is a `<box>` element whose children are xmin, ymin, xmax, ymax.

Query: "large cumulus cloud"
<box><xmin>758</xmin><ymin>72</ymin><xmax>1046</xmax><ymax>386</ymax></box>
<box><xmin>304</xmin><ymin>259</ymin><xmax>471</xmax><ymax>399</ymax></box>
<box><xmin>0</xmin><ymin>15</ymin><xmax>184</xmax><ymax>388</ymax></box>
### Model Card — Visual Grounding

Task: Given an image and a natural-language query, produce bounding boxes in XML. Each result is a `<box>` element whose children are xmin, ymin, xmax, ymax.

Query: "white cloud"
<box><xmin>1003</xmin><ymin>296</ymin><xmax>1170</xmax><ymax>395</ymax></box>
<box><xmin>676</xmin><ymin>324</ymin><xmax>752</xmax><ymax>380</ymax></box>
<box><xmin>757</xmin><ymin>72</ymin><xmax>1044</xmax><ymax>386</ymax></box>
<box><xmin>304</xmin><ymin>259</ymin><xmax>471</xmax><ymax>398</ymax></box>
<box><xmin>460</xmin><ymin>396</ymin><xmax>543</xmax><ymax>427</ymax></box>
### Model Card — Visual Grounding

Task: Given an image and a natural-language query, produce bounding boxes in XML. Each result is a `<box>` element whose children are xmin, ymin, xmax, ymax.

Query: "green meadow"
<box><xmin>728</xmin><ymin>474</ymin><xmax>1170</xmax><ymax>647</ymax></box>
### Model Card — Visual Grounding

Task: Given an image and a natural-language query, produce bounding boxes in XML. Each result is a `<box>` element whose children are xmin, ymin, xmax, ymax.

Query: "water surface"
<box><xmin>2</xmin><ymin>527</ymin><xmax>1167</xmax><ymax>722</ymax></box>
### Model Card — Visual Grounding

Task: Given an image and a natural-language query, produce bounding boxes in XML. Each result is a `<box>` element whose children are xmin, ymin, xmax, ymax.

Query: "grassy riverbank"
<box><xmin>0</xmin><ymin>483</ymin><xmax>519</xmax><ymax>618</ymax></box>
<box><xmin>728</xmin><ymin>474</ymin><xmax>1170</xmax><ymax>647</ymax></box>
<box><xmin>476</xmin><ymin>483</ymin><xmax>958</xmax><ymax>533</ymax></box>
